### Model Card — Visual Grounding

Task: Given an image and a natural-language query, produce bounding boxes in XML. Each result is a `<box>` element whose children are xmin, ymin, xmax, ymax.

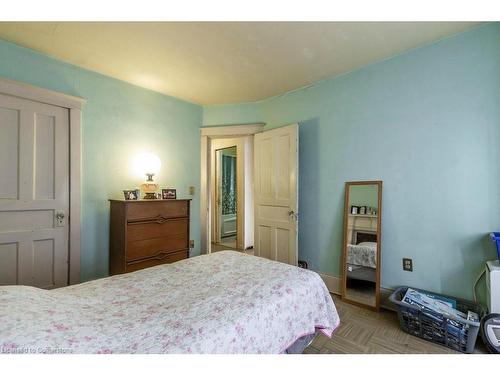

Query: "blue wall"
<box><xmin>0</xmin><ymin>39</ymin><xmax>202</xmax><ymax>282</ymax></box>
<box><xmin>204</xmin><ymin>23</ymin><xmax>500</xmax><ymax>299</ymax></box>
<box><xmin>203</xmin><ymin>101</ymin><xmax>264</xmax><ymax>127</ymax></box>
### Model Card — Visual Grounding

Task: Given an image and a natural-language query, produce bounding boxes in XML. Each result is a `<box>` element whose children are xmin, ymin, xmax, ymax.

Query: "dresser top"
<box><xmin>109</xmin><ymin>199</ymin><xmax>192</xmax><ymax>203</ymax></box>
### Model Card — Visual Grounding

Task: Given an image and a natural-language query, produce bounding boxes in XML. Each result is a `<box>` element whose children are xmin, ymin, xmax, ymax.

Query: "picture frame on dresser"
<box><xmin>108</xmin><ymin>199</ymin><xmax>191</xmax><ymax>275</ymax></box>
<box><xmin>162</xmin><ymin>188</ymin><xmax>177</xmax><ymax>199</ymax></box>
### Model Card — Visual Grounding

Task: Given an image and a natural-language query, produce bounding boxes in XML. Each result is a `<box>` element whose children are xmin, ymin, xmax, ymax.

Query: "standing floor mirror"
<box><xmin>342</xmin><ymin>181</ymin><xmax>382</xmax><ymax>311</ymax></box>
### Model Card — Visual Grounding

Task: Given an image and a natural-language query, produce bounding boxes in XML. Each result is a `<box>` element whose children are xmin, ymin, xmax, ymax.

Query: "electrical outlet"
<box><xmin>189</xmin><ymin>240</ymin><xmax>195</xmax><ymax>248</ymax></box>
<box><xmin>188</xmin><ymin>186</ymin><xmax>195</xmax><ymax>195</ymax></box>
<box><xmin>403</xmin><ymin>258</ymin><xmax>413</xmax><ymax>272</ymax></box>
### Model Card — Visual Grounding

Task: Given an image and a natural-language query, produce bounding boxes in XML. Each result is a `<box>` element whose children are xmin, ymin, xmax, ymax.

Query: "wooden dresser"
<box><xmin>109</xmin><ymin>199</ymin><xmax>191</xmax><ymax>275</ymax></box>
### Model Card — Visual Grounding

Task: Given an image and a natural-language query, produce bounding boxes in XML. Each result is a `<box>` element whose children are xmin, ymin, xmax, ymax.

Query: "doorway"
<box><xmin>200</xmin><ymin>123</ymin><xmax>299</xmax><ymax>267</ymax></box>
<box><xmin>209</xmin><ymin>136</ymin><xmax>250</xmax><ymax>253</ymax></box>
<box><xmin>214</xmin><ymin>146</ymin><xmax>238</xmax><ymax>250</ymax></box>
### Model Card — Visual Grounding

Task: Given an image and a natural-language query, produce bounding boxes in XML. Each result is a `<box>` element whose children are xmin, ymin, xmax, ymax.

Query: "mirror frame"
<box><xmin>341</xmin><ymin>180</ymin><xmax>383</xmax><ymax>311</ymax></box>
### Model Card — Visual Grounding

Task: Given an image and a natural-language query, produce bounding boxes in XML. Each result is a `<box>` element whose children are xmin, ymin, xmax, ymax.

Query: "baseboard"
<box><xmin>380</xmin><ymin>287</ymin><xmax>397</xmax><ymax>311</ymax></box>
<box><xmin>317</xmin><ymin>272</ymin><xmax>341</xmax><ymax>295</ymax></box>
<box><xmin>316</xmin><ymin>271</ymin><xmax>396</xmax><ymax>311</ymax></box>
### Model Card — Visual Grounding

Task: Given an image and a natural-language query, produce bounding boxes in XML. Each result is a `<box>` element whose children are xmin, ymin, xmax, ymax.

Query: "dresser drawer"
<box><xmin>125</xmin><ymin>250</ymin><xmax>188</xmax><ymax>272</ymax></box>
<box><xmin>126</xmin><ymin>201</ymin><xmax>188</xmax><ymax>222</ymax></box>
<box><xmin>127</xmin><ymin>218</ymin><xmax>188</xmax><ymax>242</ymax></box>
<box><xmin>127</xmin><ymin>233</ymin><xmax>188</xmax><ymax>261</ymax></box>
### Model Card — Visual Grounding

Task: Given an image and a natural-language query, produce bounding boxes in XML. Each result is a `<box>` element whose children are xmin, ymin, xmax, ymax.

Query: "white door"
<box><xmin>0</xmin><ymin>93</ymin><xmax>69</xmax><ymax>288</ymax></box>
<box><xmin>254</xmin><ymin>124</ymin><xmax>298</xmax><ymax>265</ymax></box>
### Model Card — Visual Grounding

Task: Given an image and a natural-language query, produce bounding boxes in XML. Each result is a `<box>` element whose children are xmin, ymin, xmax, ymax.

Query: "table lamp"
<box><xmin>133</xmin><ymin>152</ymin><xmax>161</xmax><ymax>199</ymax></box>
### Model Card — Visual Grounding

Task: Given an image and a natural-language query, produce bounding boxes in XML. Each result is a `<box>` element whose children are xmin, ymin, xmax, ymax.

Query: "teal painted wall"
<box><xmin>204</xmin><ymin>23</ymin><xmax>500</xmax><ymax>300</ymax></box>
<box><xmin>0</xmin><ymin>39</ymin><xmax>202</xmax><ymax>282</ymax></box>
<box><xmin>203</xmin><ymin>101</ymin><xmax>264</xmax><ymax>126</ymax></box>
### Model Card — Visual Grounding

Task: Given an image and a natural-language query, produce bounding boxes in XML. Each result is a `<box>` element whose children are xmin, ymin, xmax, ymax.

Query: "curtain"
<box><xmin>221</xmin><ymin>155</ymin><xmax>236</xmax><ymax>214</ymax></box>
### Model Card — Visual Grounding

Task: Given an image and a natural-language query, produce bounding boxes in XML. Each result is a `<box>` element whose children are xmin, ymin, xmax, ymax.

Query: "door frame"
<box><xmin>211</xmin><ymin>140</ymin><xmax>241</xmax><ymax>248</ymax></box>
<box><xmin>200</xmin><ymin>124</ymin><xmax>264</xmax><ymax>254</ymax></box>
<box><xmin>0</xmin><ymin>77</ymin><xmax>85</xmax><ymax>285</ymax></box>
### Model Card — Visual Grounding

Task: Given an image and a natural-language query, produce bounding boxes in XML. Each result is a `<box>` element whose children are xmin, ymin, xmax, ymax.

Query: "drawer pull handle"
<box><xmin>154</xmin><ymin>253</ymin><xmax>169</xmax><ymax>260</ymax></box>
<box><xmin>127</xmin><ymin>215</ymin><xmax>188</xmax><ymax>225</ymax></box>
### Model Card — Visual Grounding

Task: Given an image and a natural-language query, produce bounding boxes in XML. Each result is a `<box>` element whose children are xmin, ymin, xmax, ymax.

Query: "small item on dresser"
<box><xmin>133</xmin><ymin>152</ymin><xmax>161</xmax><ymax>199</ymax></box>
<box><xmin>360</xmin><ymin>206</ymin><xmax>367</xmax><ymax>215</ymax></box>
<box><xmin>367</xmin><ymin>206</ymin><xmax>373</xmax><ymax>215</ymax></box>
<box><xmin>162</xmin><ymin>188</ymin><xmax>177</xmax><ymax>199</ymax></box>
<box><xmin>351</xmin><ymin>205</ymin><xmax>359</xmax><ymax>215</ymax></box>
<box><xmin>123</xmin><ymin>189</ymin><xmax>139</xmax><ymax>200</ymax></box>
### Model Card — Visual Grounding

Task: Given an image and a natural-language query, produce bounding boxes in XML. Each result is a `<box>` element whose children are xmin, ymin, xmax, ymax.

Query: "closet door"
<box><xmin>0</xmin><ymin>93</ymin><xmax>70</xmax><ymax>288</ymax></box>
<box><xmin>254</xmin><ymin>124</ymin><xmax>298</xmax><ymax>265</ymax></box>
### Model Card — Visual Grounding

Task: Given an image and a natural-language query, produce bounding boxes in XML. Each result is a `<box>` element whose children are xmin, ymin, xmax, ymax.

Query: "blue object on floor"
<box><xmin>491</xmin><ymin>232</ymin><xmax>500</xmax><ymax>261</ymax></box>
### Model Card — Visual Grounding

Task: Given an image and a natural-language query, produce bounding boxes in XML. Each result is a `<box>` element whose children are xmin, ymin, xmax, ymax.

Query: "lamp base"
<box><xmin>143</xmin><ymin>192</ymin><xmax>158</xmax><ymax>199</ymax></box>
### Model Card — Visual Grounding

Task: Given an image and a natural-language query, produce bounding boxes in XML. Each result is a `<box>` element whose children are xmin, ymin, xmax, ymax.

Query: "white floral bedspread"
<box><xmin>0</xmin><ymin>251</ymin><xmax>339</xmax><ymax>354</ymax></box>
<box><xmin>347</xmin><ymin>242</ymin><xmax>377</xmax><ymax>268</ymax></box>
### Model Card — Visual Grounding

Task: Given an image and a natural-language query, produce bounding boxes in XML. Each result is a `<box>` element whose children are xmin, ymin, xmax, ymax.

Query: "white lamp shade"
<box><xmin>132</xmin><ymin>152</ymin><xmax>161</xmax><ymax>178</ymax></box>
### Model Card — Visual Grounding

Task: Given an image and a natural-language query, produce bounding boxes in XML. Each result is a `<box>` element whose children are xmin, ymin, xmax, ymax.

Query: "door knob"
<box><xmin>288</xmin><ymin>210</ymin><xmax>298</xmax><ymax>220</ymax></box>
<box><xmin>55</xmin><ymin>211</ymin><xmax>65</xmax><ymax>227</ymax></box>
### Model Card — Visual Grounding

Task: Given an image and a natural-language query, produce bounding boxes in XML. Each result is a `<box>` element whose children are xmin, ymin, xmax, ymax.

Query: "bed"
<box><xmin>0</xmin><ymin>251</ymin><xmax>339</xmax><ymax>354</ymax></box>
<box><xmin>346</xmin><ymin>241</ymin><xmax>377</xmax><ymax>283</ymax></box>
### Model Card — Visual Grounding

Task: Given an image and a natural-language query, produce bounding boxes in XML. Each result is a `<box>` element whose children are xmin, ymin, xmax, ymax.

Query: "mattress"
<box><xmin>0</xmin><ymin>251</ymin><xmax>339</xmax><ymax>354</ymax></box>
<box><xmin>347</xmin><ymin>241</ymin><xmax>377</xmax><ymax>268</ymax></box>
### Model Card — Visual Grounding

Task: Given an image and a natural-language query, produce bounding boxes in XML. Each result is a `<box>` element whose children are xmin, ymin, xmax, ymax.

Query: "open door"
<box><xmin>254</xmin><ymin>124</ymin><xmax>298</xmax><ymax>265</ymax></box>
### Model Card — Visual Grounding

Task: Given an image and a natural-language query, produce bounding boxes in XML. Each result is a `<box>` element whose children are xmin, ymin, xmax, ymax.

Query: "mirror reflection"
<box><xmin>342</xmin><ymin>181</ymin><xmax>382</xmax><ymax>310</ymax></box>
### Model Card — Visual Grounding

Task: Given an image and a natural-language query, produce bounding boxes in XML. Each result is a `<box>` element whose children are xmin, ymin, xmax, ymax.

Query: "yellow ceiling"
<box><xmin>0</xmin><ymin>22</ymin><xmax>481</xmax><ymax>105</ymax></box>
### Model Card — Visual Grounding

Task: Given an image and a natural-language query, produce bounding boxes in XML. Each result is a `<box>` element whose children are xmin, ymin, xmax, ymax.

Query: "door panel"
<box><xmin>33</xmin><ymin>238</ymin><xmax>56</xmax><ymax>288</ymax></box>
<box><xmin>254</xmin><ymin>124</ymin><xmax>298</xmax><ymax>266</ymax></box>
<box><xmin>256</xmin><ymin>138</ymin><xmax>273</xmax><ymax>200</ymax></box>
<box><xmin>34</xmin><ymin>113</ymin><xmax>56</xmax><ymax>199</ymax></box>
<box><xmin>0</xmin><ymin>107</ymin><xmax>19</xmax><ymax>199</ymax></box>
<box><xmin>0</xmin><ymin>210</ymin><xmax>54</xmax><ymax>232</ymax></box>
<box><xmin>276</xmin><ymin>227</ymin><xmax>291</xmax><ymax>264</ymax></box>
<box><xmin>276</xmin><ymin>134</ymin><xmax>291</xmax><ymax>201</ymax></box>
<box><xmin>0</xmin><ymin>242</ymin><xmax>18</xmax><ymax>284</ymax></box>
<box><xmin>258</xmin><ymin>225</ymin><xmax>272</xmax><ymax>260</ymax></box>
<box><xmin>0</xmin><ymin>93</ymin><xmax>69</xmax><ymax>288</ymax></box>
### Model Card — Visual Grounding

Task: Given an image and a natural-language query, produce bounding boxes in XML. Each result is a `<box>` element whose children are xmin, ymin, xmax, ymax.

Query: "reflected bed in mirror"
<box><xmin>342</xmin><ymin>181</ymin><xmax>382</xmax><ymax>311</ymax></box>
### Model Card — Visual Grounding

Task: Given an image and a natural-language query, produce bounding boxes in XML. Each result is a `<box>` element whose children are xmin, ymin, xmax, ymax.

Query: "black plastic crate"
<box><xmin>389</xmin><ymin>286</ymin><xmax>485</xmax><ymax>353</ymax></box>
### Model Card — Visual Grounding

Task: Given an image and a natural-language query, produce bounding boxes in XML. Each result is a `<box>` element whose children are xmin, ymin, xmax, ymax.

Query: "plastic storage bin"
<box><xmin>490</xmin><ymin>232</ymin><xmax>500</xmax><ymax>261</ymax></box>
<box><xmin>389</xmin><ymin>286</ymin><xmax>485</xmax><ymax>353</ymax></box>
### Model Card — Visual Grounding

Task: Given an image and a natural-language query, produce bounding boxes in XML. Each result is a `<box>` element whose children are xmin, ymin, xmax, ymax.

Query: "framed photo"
<box><xmin>123</xmin><ymin>189</ymin><xmax>139</xmax><ymax>200</ymax></box>
<box><xmin>162</xmin><ymin>188</ymin><xmax>177</xmax><ymax>200</ymax></box>
<box><xmin>350</xmin><ymin>205</ymin><xmax>359</xmax><ymax>215</ymax></box>
<box><xmin>360</xmin><ymin>206</ymin><xmax>367</xmax><ymax>215</ymax></box>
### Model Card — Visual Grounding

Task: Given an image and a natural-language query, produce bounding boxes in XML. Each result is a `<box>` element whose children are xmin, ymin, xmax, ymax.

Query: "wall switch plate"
<box><xmin>403</xmin><ymin>258</ymin><xmax>413</xmax><ymax>272</ymax></box>
<box><xmin>189</xmin><ymin>186</ymin><xmax>195</xmax><ymax>195</ymax></box>
<box><xmin>189</xmin><ymin>240</ymin><xmax>195</xmax><ymax>248</ymax></box>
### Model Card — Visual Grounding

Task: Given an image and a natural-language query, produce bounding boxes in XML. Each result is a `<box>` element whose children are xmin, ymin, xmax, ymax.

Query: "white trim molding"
<box><xmin>0</xmin><ymin>77</ymin><xmax>85</xmax><ymax>285</ymax></box>
<box><xmin>69</xmin><ymin>108</ymin><xmax>82</xmax><ymax>284</ymax></box>
<box><xmin>200</xmin><ymin>123</ymin><xmax>265</xmax><ymax>254</ymax></box>
<box><xmin>201</xmin><ymin>123</ymin><xmax>265</xmax><ymax>137</ymax></box>
<box><xmin>0</xmin><ymin>78</ymin><xmax>85</xmax><ymax>110</ymax></box>
<box><xmin>318</xmin><ymin>272</ymin><xmax>342</xmax><ymax>295</ymax></box>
